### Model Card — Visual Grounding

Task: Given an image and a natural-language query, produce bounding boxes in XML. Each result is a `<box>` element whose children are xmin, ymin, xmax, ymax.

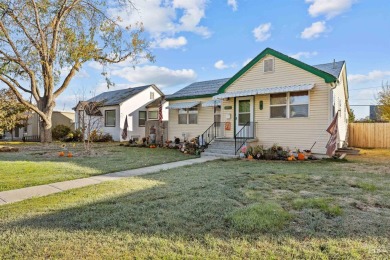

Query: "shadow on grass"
<box><xmin>4</xmin><ymin>160</ymin><xmax>390</xmax><ymax>241</ymax></box>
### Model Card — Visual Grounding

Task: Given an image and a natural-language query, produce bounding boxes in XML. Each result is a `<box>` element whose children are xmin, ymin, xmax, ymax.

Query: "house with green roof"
<box><xmin>166</xmin><ymin>48</ymin><xmax>350</xmax><ymax>156</ymax></box>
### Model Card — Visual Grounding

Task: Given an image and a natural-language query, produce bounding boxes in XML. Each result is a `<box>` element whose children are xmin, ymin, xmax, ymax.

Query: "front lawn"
<box><xmin>0</xmin><ymin>143</ymin><xmax>196</xmax><ymax>191</ymax></box>
<box><xmin>0</xmin><ymin>153</ymin><xmax>389</xmax><ymax>258</ymax></box>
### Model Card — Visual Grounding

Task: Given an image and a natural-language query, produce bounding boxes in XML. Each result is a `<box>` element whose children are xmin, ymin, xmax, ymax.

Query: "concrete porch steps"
<box><xmin>201</xmin><ymin>138</ymin><xmax>258</xmax><ymax>158</ymax></box>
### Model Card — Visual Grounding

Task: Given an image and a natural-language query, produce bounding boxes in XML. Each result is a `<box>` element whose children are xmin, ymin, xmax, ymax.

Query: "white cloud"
<box><xmin>349</xmin><ymin>70</ymin><xmax>390</xmax><ymax>83</ymax></box>
<box><xmin>214</xmin><ymin>60</ymin><xmax>236</xmax><ymax>70</ymax></box>
<box><xmin>214</xmin><ymin>60</ymin><xmax>228</xmax><ymax>70</ymax></box>
<box><xmin>305</xmin><ymin>0</ymin><xmax>355</xmax><ymax>19</ymax></box>
<box><xmin>290</xmin><ymin>51</ymin><xmax>318</xmax><ymax>60</ymax></box>
<box><xmin>301</xmin><ymin>21</ymin><xmax>327</xmax><ymax>39</ymax></box>
<box><xmin>227</xmin><ymin>0</ymin><xmax>238</xmax><ymax>11</ymax></box>
<box><xmin>152</xmin><ymin>36</ymin><xmax>188</xmax><ymax>49</ymax></box>
<box><xmin>253</xmin><ymin>23</ymin><xmax>271</xmax><ymax>42</ymax></box>
<box><xmin>242</xmin><ymin>58</ymin><xmax>252</xmax><ymax>67</ymax></box>
<box><xmin>110</xmin><ymin>65</ymin><xmax>197</xmax><ymax>88</ymax></box>
<box><xmin>108</xmin><ymin>0</ymin><xmax>211</xmax><ymax>48</ymax></box>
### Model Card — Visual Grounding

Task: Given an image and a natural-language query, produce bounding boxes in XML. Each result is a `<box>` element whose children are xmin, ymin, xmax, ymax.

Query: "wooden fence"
<box><xmin>348</xmin><ymin>123</ymin><xmax>390</xmax><ymax>148</ymax></box>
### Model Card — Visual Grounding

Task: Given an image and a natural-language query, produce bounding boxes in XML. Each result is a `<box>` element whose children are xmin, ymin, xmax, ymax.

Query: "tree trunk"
<box><xmin>37</xmin><ymin>98</ymin><xmax>54</xmax><ymax>143</ymax></box>
<box><xmin>40</xmin><ymin>121</ymin><xmax>52</xmax><ymax>143</ymax></box>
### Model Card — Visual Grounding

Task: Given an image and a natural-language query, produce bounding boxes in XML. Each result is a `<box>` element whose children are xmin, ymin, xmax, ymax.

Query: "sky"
<box><xmin>57</xmin><ymin>0</ymin><xmax>390</xmax><ymax>119</ymax></box>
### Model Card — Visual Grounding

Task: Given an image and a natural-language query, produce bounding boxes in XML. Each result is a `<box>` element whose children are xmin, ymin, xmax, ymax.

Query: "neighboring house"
<box><xmin>74</xmin><ymin>84</ymin><xmax>165</xmax><ymax>142</ymax></box>
<box><xmin>166</xmin><ymin>48</ymin><xmax>350</xmax><ymax>154</ymax></box>
<box><xmin>2</xmin><ymin>111</ymin><xmax>75</xmax><ymax>141</ymax></box>
<box><xmin>145</xmin><ymin>97</ymin><xmax>169</xmax><ymax>142</ymax></box>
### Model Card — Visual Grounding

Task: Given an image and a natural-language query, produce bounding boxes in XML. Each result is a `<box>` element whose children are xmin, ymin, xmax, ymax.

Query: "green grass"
<box><xmin>356</xmin><ymin>182</ymin><xmax>378</xmax><ymax>192</ymax></box>
<box><xmin>0</xmin><ymin>156</ymin><xmax>389</xmax><ymax>258</ymax></box>
<box><xmin>292</xmin><ymin>197</ymin><xmax>343</xmax><ymax>216</ymax></box>
<box><xmin>226</xmin><ymin>202</ymin><xmax>292</xmax><ymax>232</ymax></box>
<box><xmin>0</xmin><ymin>143</ymin><xmax>196</xmax><ymax>191</ymax></box>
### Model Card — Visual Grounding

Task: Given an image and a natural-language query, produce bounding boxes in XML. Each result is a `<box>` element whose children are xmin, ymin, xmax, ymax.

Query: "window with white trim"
<box><xmin>105</xmin><ymin>110</ymin><xmax>116</xmax><ymax>127</ymax></box>
<box><xmin>139</xmin><ymin>111</ymin><xmax>146</xmax><ymax>126</ymax></box>
<box><xmin>178</xmin><ymin>109</ymin><xmax>187</xmax><ymax>124</ymax></box>
<box><xmin>178</xmin><ymin>107</ymin><xmax>198</xmax><ymax>124</ymax></box>
<box><xmin>148</xmin><ymin>110</ymin><xmax>158</xmax><ymax>120</ymax></box>
<box><xmin>270</xmin><ymin>93</ymin><xmax>287</xmax><ymax>118</ymax></box>
<box><xmin>150</xmin><ymin>92</ymin><xmax>154</xmax><ymax>100</ymax></box>
<box><xmin>290</xmin><ymin>91</ymin><xmax>309</xmax><ymax>118</ymax></box>
<box><xmin>264</xmin><ymin>59</ymin><xmax>274</xmax><ymax>73</ymax></box>
<box><xmin>270</xmin><ymin>91</ymin><xmax>309</xmax><ymax>118</ymax></box>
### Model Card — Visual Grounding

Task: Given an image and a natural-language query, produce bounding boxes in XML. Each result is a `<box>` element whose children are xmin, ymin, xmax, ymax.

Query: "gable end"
<box><xmin>218</xmin><ymin>48</ymin><xmax>338</xmax><ymax>93</ymax></box>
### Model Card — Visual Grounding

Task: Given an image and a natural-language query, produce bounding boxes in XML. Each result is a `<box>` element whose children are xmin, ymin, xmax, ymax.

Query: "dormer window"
<box><xmin>264</xmin><ymin>58</ymin><xmax>274</xmax><ymax>73</ymax></box>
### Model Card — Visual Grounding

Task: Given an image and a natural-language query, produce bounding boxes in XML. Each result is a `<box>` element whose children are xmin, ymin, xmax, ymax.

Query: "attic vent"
<box><xmin>264</xmin><ymin>59</ymin><xmax>274</xmax><ymax>73</ymax></box>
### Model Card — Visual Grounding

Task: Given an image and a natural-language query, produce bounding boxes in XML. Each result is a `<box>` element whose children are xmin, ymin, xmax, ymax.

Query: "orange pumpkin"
<box><xmin>67</xmin><ymin>152</ymin><xmax>73</xmax><ymax>158</ymax></box>
<box><xmin>298</xmin><ymin>153</ymin><xmax>305</xmax><ymax>161</ymax></box>
<box><xmin>247</xmin><ymin>155</ymin><xmax>253</xmax><ymax>160</ymax></box>
<box><xmin>58</xmin><ymin>151</ymin><xmax>65</xmax><ymax>157</ymax></box>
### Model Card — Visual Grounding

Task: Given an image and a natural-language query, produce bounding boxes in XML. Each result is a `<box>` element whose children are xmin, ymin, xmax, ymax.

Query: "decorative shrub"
<box><xmin>95</xmin><ymin>133</ymin><xmax>113</xmax><ymax>142</ymax></box>
<box><xmin>64</xmin><ymin>129</ymin><xmax>83</xmax><ymax>142</ymax></box>
<box><xmin>52</xmin><ymin>125</ymin><xmax>71</xmax><ymax>140</ymax></box>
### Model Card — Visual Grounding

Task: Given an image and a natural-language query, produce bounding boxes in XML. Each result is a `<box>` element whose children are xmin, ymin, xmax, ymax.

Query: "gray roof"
<box><xmin>313</xmin><ymin>61</ymin><xmax>345</xmax><ymax>78</ymax></box>
<box><xmin>87</xmin><ymin>85</ymin><xmax>152</xmax><ymax>106</ymax></box>
<box><xmin>167</xmin><ymin>60</ymin><xmax>345</xmax><ymax>101</ymax></box>
<box><xmin>167</xmin><ymin>78</ymin><xmax>230</xmax><ymax>100</ymax></box>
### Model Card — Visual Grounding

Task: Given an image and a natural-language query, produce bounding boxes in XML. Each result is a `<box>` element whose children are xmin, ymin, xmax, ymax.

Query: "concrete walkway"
<box><xmin>0</xmin><ymin>156</ymin><xmax>219</xmax><ymax>205</ymax></box>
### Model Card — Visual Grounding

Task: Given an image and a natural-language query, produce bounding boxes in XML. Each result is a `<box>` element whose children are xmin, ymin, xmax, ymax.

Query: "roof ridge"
<box><xmin>313</xmin><ymin>60</ymin><xmax>345</xmax><ymax>67</ymax></box>
<box><xmin>190</xmin><ymin>78</ymin><xmax>230</xmax><ymax>84</ymax></box>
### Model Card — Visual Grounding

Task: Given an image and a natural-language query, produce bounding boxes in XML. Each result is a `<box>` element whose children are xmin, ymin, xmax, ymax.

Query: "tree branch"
<box><xmin>0</xmin><ymin>75</ymin><xmax>48</xmax><ymax>123</ymax></box>
<box><xmin>0</xmin><ymin>48</ymin><xmax>40</xmax><ymax>100</ymax></box>
<box><xmin>53</xmin><ymin>61</ymin><xmax>82</xmax><ymax>98</ymax></box>
<box><xmin>30</xmin><ymin>0</ymin><xmax>48</xmax><ymax>58</ymax></box>
<box><xmin>4</xmin><ymin>8</ymin><xmax>44</xmax><ymax>55</ymax></box>
<box><xmin>2</xmin><ymin>74</ymin><xmax>32</xmax><ymax>94</ymax></box>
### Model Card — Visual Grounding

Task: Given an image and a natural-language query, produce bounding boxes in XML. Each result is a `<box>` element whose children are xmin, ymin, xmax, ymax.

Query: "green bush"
<box><xmin>52</xmin><ymin>125</ymin><xmax>71</xmax><ymax>140</ymax></box>
<box><xmin>64</xmin><ymin>129</ymin><xmax>83</xmax><ymax>142</ymax></box>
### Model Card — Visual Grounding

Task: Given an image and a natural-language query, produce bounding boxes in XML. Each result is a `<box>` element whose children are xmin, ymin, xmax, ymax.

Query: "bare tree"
<box><xmin>75</xmin><ymin>100</ymin><xmax>104</xmax><ymax>152</ymax></box>
<box><xmin>0</xmin><ymin>0</ymin><xmax>153</xmax><ymax>142</ymax></box>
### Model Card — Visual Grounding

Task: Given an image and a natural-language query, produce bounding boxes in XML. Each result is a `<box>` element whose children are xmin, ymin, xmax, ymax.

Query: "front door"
<box><xmin>235</xmin><ymin>97</ymin><xmax>254</xmax><ymax>137</ymax></box>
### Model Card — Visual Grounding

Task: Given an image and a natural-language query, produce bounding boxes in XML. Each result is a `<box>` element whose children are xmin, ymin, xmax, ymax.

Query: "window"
<box><xmin>214</xmin><ymin>106</ymin><xmax>221</xmax><ymax>122</ymax></box>
<box><xmin>270</xmin><ymin>93</ymin><xmax>287</xmax><ymax>118</ymax></box>
<box><xmin>139</xmin><ymin>111</ymin><xmax>146</xmax><ymax>126</ymax></box>
<box><xmin>188</xmin><ymin>108</ymin><xmax>198</xmax><ymax>124</ymax></box>
<box><xmin>105</xmin><ymin>110</ymin><xmax>116</xmax><ymax>127</ymax></box>
<box><xmin>264</xmin><ymin>59</ymin><xmax>274</xmax><ymax>73</ymax></box>
<box><xmin>14</xmin><ymin>127</ymin><xmax>20</xmax><ymax>138</ymax></box>
<box><xmin>150</xmin><ymin>92</ymin><xmax>154</xmax><ymax>100</ymax></box>
<box><xmin>290</xmin><ymin>91</ymin><xmax>309</xmax><ymax>118</ymax></box>
<box><xmin>178</xmin><ymin>107</ymin><xmax>198</xmax><ymax>124</ymax></box>
<box><xmin>178</xmin><ymin>109</ymin><xmax>188</xmax><ymax>124</ymax></box>
<box><xmin>270</xmin><ymin>91</ymin><xmax>309</xmax><ymax>118</ymax></box>
<box><xmin>148</xmin><ymin>110</ymin><xmax>158</xmax><ymax>120</ymax></box>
